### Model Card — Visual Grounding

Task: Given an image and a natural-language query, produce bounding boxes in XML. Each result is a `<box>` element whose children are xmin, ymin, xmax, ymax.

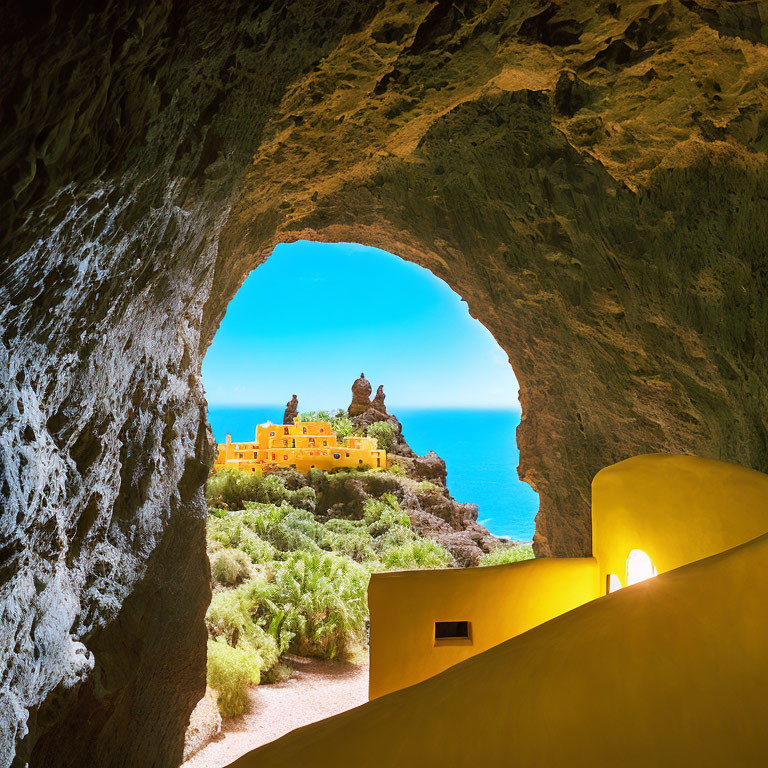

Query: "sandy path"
<box><xmin>183</xmin><ymin>656</ymin><xmax>369</xmax><ymax>768</ymax></box>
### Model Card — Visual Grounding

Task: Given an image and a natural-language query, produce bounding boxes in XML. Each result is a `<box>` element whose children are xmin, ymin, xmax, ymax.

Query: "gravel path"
<box><xmin>182</xmin><ymin>656</ymin><xmax>369</xmax><ymax>768</ymax></box>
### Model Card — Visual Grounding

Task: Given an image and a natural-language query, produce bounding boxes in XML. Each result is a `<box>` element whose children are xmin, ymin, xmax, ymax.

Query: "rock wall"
<box><xmin>1</xmin><ymin>1</ymin><xmax>767</xmax><ymax>765</ymax></box>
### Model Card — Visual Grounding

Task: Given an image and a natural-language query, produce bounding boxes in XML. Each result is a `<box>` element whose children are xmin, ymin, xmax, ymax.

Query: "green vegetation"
<box><xmin>206</xmin><ymin>639</ymin><xmax>262</xmax><ymax>717</ymax></box>
<box><xmin>206</xmin><ymin>469</ymin><xmax>316</xmax><ymax>511</ymax></box>
<box><xmin>204</xmin><ymin>467</ymin><xmax>454</xmax><ymax>717</ymax></box>
<box><xmin>478</xmin><ymin>543</ymin><xmax>535</xmax><ymax>566</ymax></box>
<box><xmin>210</xmin><ymin>548</ymin><xmax>251</xmax><ymax>586</ymax></box>
<box><xmin>300</xmin><ymin>410</ymin><xmax>363</xmax><ymax>440</ymax></box>
<box><xmin>367</xmin><ymin>420</ymin><xmax>395</xmax><ymax>451</ymax></box>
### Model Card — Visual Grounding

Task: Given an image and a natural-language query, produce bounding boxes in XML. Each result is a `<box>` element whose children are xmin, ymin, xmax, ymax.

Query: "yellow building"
<box><xmin>214</xmin><ymin>417</ymin><xmax>385</xmax><ymax>474</ymax></box>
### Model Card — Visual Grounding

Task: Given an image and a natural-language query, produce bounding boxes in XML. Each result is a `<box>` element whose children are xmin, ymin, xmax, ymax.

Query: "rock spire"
<box><xmin>348</xmin><ymin>373</ymin><xmax>372</xmax><ymax>416</ymax></box>
<box><xmin>283</xmin><ymin>394</ymin><xmax>299</xmax><ymax>424</ymax></box>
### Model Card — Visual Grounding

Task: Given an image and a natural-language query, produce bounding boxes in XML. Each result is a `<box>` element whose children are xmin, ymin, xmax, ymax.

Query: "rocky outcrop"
<box><xmin>348</xmin><ymin>373</ymin><xmax>373</xmax><ymax>417</ymax></box>
<box><xmin>283</xmin><ymin>394</ymin><xmax>299</xmax><ymax>425</ymax></box>
<box><xmin>2</xmin><ymin>2</ymin><xmax>768</xmax><ymax>766</ymax></box>
<box><xmin>308</xmin><ymin>466</ymin><xmax>501</xmax><ymax>568</ymax></box>
<box><xmin>308</xmin><ymin>413</ymin><xmax>505</xmax><ymax>566</ymax></box>
<box><xmin>349</xmin><ymin>381</ymin><xmax>415</xmax><ymax>458</ymax></box>
<box><xmin>371</xmin><ymin>385</ymin><xmax>387</xmax><ymax>414</ymax></box>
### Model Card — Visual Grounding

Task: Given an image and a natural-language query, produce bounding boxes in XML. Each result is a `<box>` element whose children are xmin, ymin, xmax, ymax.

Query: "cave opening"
<box><xmin>185</xmin><ymin>239</ymin><xmax>538</xmax><ymax>764</ymax></box>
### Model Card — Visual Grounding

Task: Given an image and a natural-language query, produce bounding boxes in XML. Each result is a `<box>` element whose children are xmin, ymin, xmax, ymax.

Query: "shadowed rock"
<box><xmin>283</xmin><ymin>394</ymin><xmax>299</xmax><ymax>425</ymax></box>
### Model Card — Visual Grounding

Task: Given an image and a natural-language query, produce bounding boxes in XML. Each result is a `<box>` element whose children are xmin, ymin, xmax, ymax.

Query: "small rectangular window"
<box><xmin>434</xmin><ymin>621</ymin><xmax>472</xmax><ymax>646</ymax></box>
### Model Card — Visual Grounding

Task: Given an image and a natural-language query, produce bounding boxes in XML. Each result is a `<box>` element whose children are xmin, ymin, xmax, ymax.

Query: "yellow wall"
<box><xmin>592</xmin><ymin>453</ymin><xmax>768</xmax><ymax>592</ymax></box>
<box><xmin>226</xmin><ymin>454</ymin><xmax>768</xmax><ymax>767</ymax></box>
<box><xmin>368</xmin><ymin>556</ymin><xmax>599</xmax><ymax>698</ymax></box>
<box><xmin>230</xmin><ymin>531</ymin><xmax>768</xmax><ymax>768</ymax></box>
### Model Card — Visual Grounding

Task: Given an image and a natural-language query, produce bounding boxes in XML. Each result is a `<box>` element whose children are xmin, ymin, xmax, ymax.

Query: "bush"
<box><xmin>211</xmin><ymin>549</ymin><xmax>250</xmax><ymax>586</ymax></box>
<box><xmin>415</xmin><ymin>480</ymin><xmax>440</xmax><ymax>493</ymax></box>
<box><xmin>478</xmin><ymin>543</ymin><xmax>535</xmax><ymax>566</ymax></box>
<box><xmin>300</xmin><ymin>410</ymin><xmax>362</xmax><ymax>441</ymax></box>
<box><xmin>322</xmin><ymin>528</ymin><xmax>376</xmax><ymax>562</ymax></box>
<box><xmin>387</xmin><ymin>458</ymin><xmax>406</xmax><ymax>476</ymax></box>
<box><xmin>206</xmin><ymin>585</ymin><xmax>283</xmax><ymax>679</ymax></box>
<box><xmin>206</xmin><ymin>469</ymin><xmax>316</xmax><ymax>512</ymax></box>
<box><xmin>378</xmin><ymin>536</ymin><xmax>453</xmax><ymax>570</ymax></box>
<box><xmin>268</xmin><ymin>551</ymin><xmax>369</xmax><ymax>659</ymax></box>
<box><xmin>206</xmin><ymin>639</ymin><xmax>261</xmax><ymax>717</ymax></box>
<box><xmin>367</xmin><ymin>421</ymin><xmax>395</xmax><ymax>452</ymax></box>
<box><xmin>245</xmin><ymin>503</ymin><xmax>323</xmax><ymax>554</ymax></box>
<box><xmin>363</xmin><ymin>496</ymin><xmax>411</xmax><ymax>537</ymax></box>
<box><xmin>238</xmin><ymin>528</ymin><xmax>277</xmax><ymax>564</ymax></box>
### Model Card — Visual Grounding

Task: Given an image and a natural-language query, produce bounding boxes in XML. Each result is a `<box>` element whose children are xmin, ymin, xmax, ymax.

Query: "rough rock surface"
<box><xmin>371</xmin><ymin>385</ymin><xmax>388</xmax><ymax>414</ymax></box>
<box><xmin>350</xmin><ymin>384</ymin><xmax>416</xmax><ymax>457</ymax></box>
<box><xmin>2</xmin><ymin>1</ymin><xmax>768</xmax><ymax>766</ymax></box>
<box><xmin>183</xmin><ymin>687</ymin><xmax>222</xmax><ymax>762</ymax></box>
<box><xmin>283</xmin><ymin>395</ymin><xmax>299</xmax><ymax>425</ymax></box>
<box><xmin>347</xmin><ymin>373</ymin><xmax>373</xmax><ymax>417</ymax></box>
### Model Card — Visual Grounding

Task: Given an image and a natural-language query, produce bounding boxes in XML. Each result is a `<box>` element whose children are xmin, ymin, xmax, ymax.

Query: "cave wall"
<box><xmin>1</xmin><ymin>1</ymin><xmax>767</xmax><ymax>765</ymax></box>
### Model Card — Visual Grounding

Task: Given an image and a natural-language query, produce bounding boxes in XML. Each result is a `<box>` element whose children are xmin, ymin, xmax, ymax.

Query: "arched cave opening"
<box><xmin>3</xmin><ymin>2</ymin><xmax>767</xmax><ymax>766</ymax></box>
<box><xmin>184</xmin><ymin>239</ymin><xmax>538</xmax><ymax>763</ymax></box>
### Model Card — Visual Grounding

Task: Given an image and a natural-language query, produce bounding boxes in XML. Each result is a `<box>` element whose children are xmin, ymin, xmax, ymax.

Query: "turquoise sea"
<box><xmin>207</xmin><ymin>406</ymin><xmax>538</xmax><ymax>541</ymax></box>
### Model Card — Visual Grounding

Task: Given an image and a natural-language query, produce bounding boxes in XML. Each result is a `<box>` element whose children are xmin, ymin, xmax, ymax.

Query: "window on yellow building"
<box><xmin>284</xmin><ymin>427</ymin><xmax>289</xmax><ymax>435</ymax></box>
<box><xmin>303</xmin><ymin>427</ymin><xmax>307</xmax><ymax>434</ymax></box>
<box><xmin>323</xmin><ymin>440</ymin><xmax>327</xmax><ymax>446</ymax></box>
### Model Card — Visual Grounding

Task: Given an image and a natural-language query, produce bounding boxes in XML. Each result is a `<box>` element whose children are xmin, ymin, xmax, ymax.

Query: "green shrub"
<box><xmin>367</xmin><ymin>421</ymin><xmax>395</xmax><ymax>451</ymax></box>
<box><xmin>387</xmin><ymin>458</ymin><xmax>406</xmax><ymax>476</ymax></box>
<box><xmin>267</xmin><ymin>551</ymin><xmax>369</xmax><ymax>659</ymax></box>
<box><xmin>211</xmin><ymin>548</ymin><xmax>250</xmax><ymax>586</ymax></box>
<box><xmin>330</xmin><ymin>413</ymin><xmax>356</xmax><ymax>440</ymax></box>
<box><xmin>322</xmin><ymin>528</ymin><xmax>376</xmax><ymax>562</ymax></box>
<box><xmin>206</xmin><ymin>469</ymin><xmax>315</xmax><ymax>512</ymax></box>
<box><xmin>478</xmin><ymin>543</ymin><xmax>535</xmax><ymax>566</ymax></box>
<box><xmin>373</xmin><ymin>523</ymin><xmax>417</xmax><ymax>551</ymax></box>
<box><xmin>238</xmin><ymin>528</ymin><xmax>277</xmax><ymax>564</ymax></box>
<box><xmin>206</xmin><ymin>584</ymin><xmax>283</xmax><ymax>679</ymax></box>
<box><xmin>415</xmin><ymin>480</ymin><xmax>440</xmax><ymax>493</ymax></box>
<box><xmin>379</xmin><ymin>537</ymin><xmax>453</xmax><ymax>570</ymax></box>
<box><xmin>363</xmin><ymin>496</ymin><xmax>411</xmax><ymax>537</ymax></box>
<box><xmin>206</xmin><ymin>639</ymin><xmax>261</xmax><ymax>717</ymax></box>
<box><xmin>300</xmin><ymin>410</ymin><xmax>363</xmax><ymax>441</ymax></box>
<box><xmin>245</xmin><ymin>503</ymin><xmax>323</xmax><ymax>554</ymax></box>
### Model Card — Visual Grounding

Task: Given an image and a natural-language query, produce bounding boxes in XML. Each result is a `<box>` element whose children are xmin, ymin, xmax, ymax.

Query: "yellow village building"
<box><xmin>214</xmin><ymin>417</ymin><xmax>386</xmax><ymax>473</ymax></box>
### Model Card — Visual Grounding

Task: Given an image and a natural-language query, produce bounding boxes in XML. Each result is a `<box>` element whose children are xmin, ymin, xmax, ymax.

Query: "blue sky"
<box><xmin>202</xmin><ymin>241</ymin><xmax>520</xmax><ymax>410</ymax></box>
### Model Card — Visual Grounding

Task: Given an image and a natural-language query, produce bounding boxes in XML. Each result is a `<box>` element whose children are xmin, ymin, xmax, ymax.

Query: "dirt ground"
<box><xmin>182</xmin><ymin>655</ymin><xmax>369</xmax><ymax>767</ymax></box>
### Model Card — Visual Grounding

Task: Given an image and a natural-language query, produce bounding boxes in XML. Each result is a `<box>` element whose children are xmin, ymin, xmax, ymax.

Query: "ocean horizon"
<box><xmin>207</xmin><ymin>404</ymin><xmax>538</xmax><ymax>541</ymax></box>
